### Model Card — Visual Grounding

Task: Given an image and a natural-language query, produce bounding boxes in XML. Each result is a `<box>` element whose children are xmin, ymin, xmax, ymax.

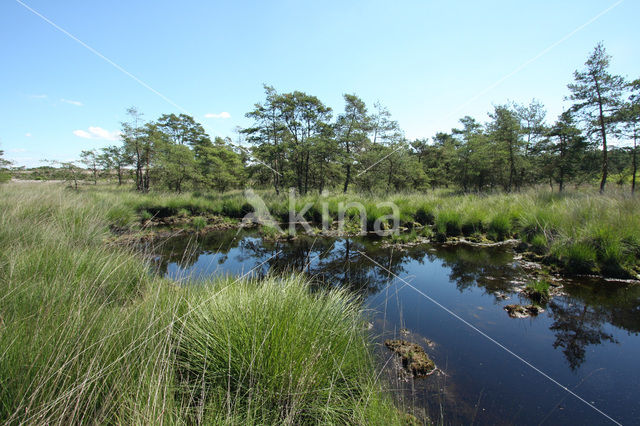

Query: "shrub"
<box><xmin>461</xmin><ymin>209</ymin><xmax>486</xmax><ymax>236</ymax></box>
<box><xmin>222</xmin><ymin>199</ymin><xmax>253</xmax><ymax>218</ymax></box>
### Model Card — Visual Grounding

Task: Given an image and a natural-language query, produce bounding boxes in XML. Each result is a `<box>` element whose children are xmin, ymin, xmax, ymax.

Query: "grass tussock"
<box><xmin>524</xmin><ymin>280</ymin><xmax>551</xmax><ymax>304</ymax></box>
<box><xmin>0</xmin><ymin>183</ymin><xmax>401</xmax><ymax>424</ymax></box>
<box><xmin>176</xmin><ymin>276</ymin><xmax>398</xmax><ymax>424</ymax></box>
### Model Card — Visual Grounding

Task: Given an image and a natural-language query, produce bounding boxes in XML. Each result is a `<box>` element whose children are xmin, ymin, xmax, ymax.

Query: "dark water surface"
<box><xmin>153</xmin><ymin>229</ymin><xmax>640</xmax><ymax>425</ymax></box>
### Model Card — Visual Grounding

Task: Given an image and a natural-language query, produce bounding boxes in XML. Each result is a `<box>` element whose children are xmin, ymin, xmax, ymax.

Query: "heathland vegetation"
<box><xmin>0</xmin><ymin>184</ymin><xmax>403</xmax><ymax>424</ymax></box>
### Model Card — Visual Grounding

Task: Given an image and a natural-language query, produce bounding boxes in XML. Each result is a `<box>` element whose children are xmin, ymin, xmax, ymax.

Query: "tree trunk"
<box><xmin>343</xmin><ymin>138</ymin><xmax>351</xmax><ymax>193</ymax></box>
<box><xmin>273</xmin><ymin>158</ymin><xmax>280</xmax><ymax>195</ymax></box>
<box><xmin>343</xmin><ymin>163</ymin><xmax>351</xmax><ymax>193</ymax></box>
<box><xmin>304</xmin><ymin>152</ymin><xmax>309</xmax><ymax>195</ymax></box>
<box><xmin>594</xmin><ymin>79</ymin><xmax>608</xmax><ymax>193</ymax></box>
<box><xmin>632</xmin><ymin>131</ymin><xmax>637</xmax><ymax>195</ymax></box>
<box><xmin>559</xmin><ymin>136</ymin><xmax>565</xmax><ymax>192</ymax></box>
<box><xmin>508</xmin><ymin>139</ymin><xmax>515</xmax><ymax>192</ymax></box>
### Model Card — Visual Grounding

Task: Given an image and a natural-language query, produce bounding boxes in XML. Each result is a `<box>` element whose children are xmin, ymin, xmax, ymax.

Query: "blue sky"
<box><xmin>1</xmin><ymin>0</ymin><xmax>638</xmax><ymax>167</ymax></box>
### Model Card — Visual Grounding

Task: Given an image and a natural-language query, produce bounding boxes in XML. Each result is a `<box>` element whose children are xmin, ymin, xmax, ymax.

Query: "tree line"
<box><xmin>77</xmin><ymin>109</ymin><xmax>246</xmax><ymax>193</ymax></box>
<box><xmin>13</xmin><ymin>43</ymin><xmax>637</xmax><ymax>194</ymax></box>
<box><xmin>241</xmin><ymin>43</ymin><xmax>638</xmax><ymax>195</ymax></box>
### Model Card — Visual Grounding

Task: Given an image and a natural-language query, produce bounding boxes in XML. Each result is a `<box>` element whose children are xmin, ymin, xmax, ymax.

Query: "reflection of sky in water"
<box><xmin>155</xmin><ymin>230</ymin><xmax>640</xmax><ymax>425</ymax></box>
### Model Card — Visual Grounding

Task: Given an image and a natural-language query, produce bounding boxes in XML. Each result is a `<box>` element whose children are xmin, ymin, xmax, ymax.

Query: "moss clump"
<box><xmin>384</xmin><ymin>339</ymin><xmax>435</xmax><ymax>377</ymax></box>
<box><xmin>504</xmin><ymin>304</ymin><xmax>544</xmax><ymax>318</ymax></box>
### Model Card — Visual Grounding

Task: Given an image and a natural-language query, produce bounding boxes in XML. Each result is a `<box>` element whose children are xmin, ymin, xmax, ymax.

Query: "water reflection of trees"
<box><xmin>246</xmin><ymin>237</ymin><xmax>414</xmax><ymax>296</ymax></box>
<box><xmin>546</xmin><ymin>281</ymin><xmax>640</xmax><ymax>370</ymax></box>
<box><xmin>548</xmin><ymin>300</ymin><xmax>616</xmax><ymax>370</ymax></box>
<box><xmin>434</xmin><ymin>246</ymin><xmax>519</xmax><ymax>295</ymax></box>
<box><xmin>560</xmin><ymin>280</ymin><xmax>640</xmax><ymax>335</ymax></box>
<box><xmin>151</xmin><ymin>230</ymin><xmax>245</xmax><ymax>275</ymax></box>
<box><xmin>153</xmin><ymin>231</ymin><xmax>640</xmax><ymax>370</ymax></box>
<box><xmin>155</xmin><ymin>233</ymin><xmax>529</xmax><ymax>298</ymax></box>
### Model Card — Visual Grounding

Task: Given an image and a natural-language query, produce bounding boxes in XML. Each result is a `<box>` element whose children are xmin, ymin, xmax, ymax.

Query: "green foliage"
<box><xmin>0</xmin><ymin>184</ymin><xmax>399</xmax><ymax>424</ymax></box>
<box><xmin>22</xmin><ymin>45</ymin><xmax>640</xmax><ymax>196</ymax></box>
<box><xmin>415</xmin><ymin>203</ymin><xmax>435</xmax><ymax>225</ymax></box>
<box><xmin>76</xmin><ymin>185</ymin><xmax>640</xmax><ymax>277</ymax></box>
<box><xmin>0</xmin><ymin>149</ymin><xmax>11</xmax><ymax>183</ymax></box>
<box><xmin>195</xmin><ymin>137</ymin><xmax>245</xmax><ymax>192</ymax></box>
<box><xmin>461</xmin><ymin>208</ymin><xmax>486</xmax><ymax>236</ymax></box>
<box><xmin>390</xmin><ymin>229</ymin><xmax>419</xmax><ymax>243</ymax></box>
<box><xmin>260</xmin><ymin>224</ymin><xmax>281</xmax><ymax>238</ymax></box>
<box><xmin>140</xmin><ymin>209</ymin><xmax>153</xmax><ymax>221</ymax></box>
<box><xmin>568</xmin><ymin>42</ymin><xmax>626</xmax><ymax>193</ymax></box>
<box><xmin>529</xmin><ymin>233</ymin><xmax>548</xmax><ymax>254</ymax></box>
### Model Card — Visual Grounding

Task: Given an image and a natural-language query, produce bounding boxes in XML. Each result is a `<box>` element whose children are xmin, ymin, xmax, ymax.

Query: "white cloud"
<box><xmin>9</xmin><ymin>148</ymin><xmax>27</xmax><ymax>153</ymax></box>
<box><xmin>25</xmin><ymin>133</ymin><xmax>32</xmax><ymax>137</ymax></box>
<box><xmin>204</xmin><ymin>111</ymin><xmax>231</xmax><ymax>119</ymax></box>
<box><xmin>73</xmin><ymin>130</ymin><xmax>92</xmax><ymax>138</ymax></box>
<box><xmin>61</xmin><ymin>98</ymin><xmax>83</xmax><ymax>106</ymax></box>
<box><xmin>73</xmin><ymin>126</ymin><xmax>120</xmax><ymax>141</ymax></box>
<box><xmin>29</xmin><ymin>94</ymin><xmax>47</xmax><ymax>99</ymax></box>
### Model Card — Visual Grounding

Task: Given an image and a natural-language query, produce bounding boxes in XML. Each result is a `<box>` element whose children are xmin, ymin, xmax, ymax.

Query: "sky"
<box><xmin>1</xmin><ymin>0</ymin><xmax>638</xmax><ymax>167</ymax></box>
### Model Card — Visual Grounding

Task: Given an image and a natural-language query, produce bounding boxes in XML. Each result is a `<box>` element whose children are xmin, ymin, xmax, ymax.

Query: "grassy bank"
<box><xmin>0</xmin><ymin>184</ymin><xmax>402</xmax><ymax>424</ymax></box>
<box><xmin>88</xmin><ymin>185</ymin><xmax>640</xmax><ymax>279</ymax></box>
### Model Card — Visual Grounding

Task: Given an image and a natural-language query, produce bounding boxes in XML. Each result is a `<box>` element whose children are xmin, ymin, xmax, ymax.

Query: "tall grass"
<box><xmin>0</xmin><ymin>183</ymin><xmax>401</xmax><ymax>424</ymax></box>
<box><xmin>176</xmin><ymin>276</ymin><xmax>398</xmax><ymax>424</ymax></box>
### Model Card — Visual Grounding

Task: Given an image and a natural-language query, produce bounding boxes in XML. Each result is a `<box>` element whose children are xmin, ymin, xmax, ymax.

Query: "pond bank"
<box><xmin>111</xmin><ymin>210</ymin><xmax>640</xmax><ymax>282</ymax></box>
<box><xmin>91</xmin><ymin>187</ymin><xmax>640</xmax><ymax>280</ymax></box>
